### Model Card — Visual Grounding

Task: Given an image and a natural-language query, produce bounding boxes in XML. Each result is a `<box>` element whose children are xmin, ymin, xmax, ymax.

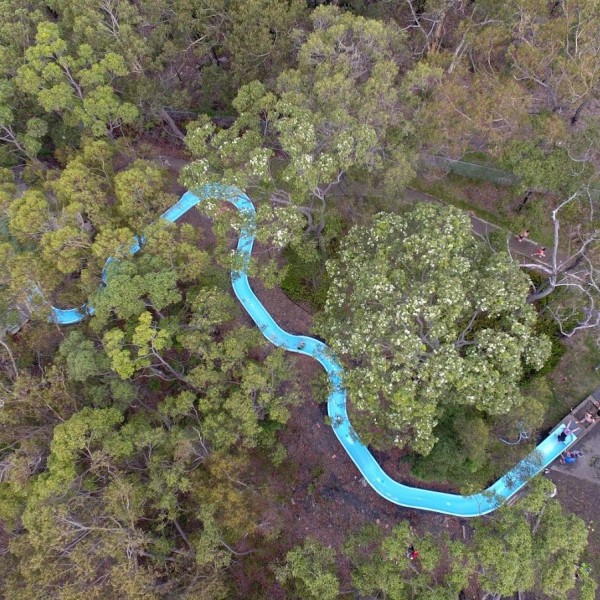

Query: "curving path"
<box><xmin>50</xmin><ymin>186</ymin><xmax>578</xmax><ymax>517</ymax></box>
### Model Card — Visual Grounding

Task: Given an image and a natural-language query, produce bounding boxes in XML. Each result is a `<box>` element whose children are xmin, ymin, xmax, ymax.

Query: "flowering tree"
<box><xmin>317</xmin><ymin>203</ymin><xmax>551</xmax><ymax>454</ymax></box>
<box><xmin>182</xmin><ymin>5</ymin><xmax>415</xmax><ymax>244</ymax></box>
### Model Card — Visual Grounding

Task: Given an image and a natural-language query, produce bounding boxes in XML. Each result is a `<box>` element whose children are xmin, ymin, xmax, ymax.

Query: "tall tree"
<box><xmin>183</xmin><ymin>5</ymin><xmax>415</xmax><ymax>242</ymax></box>
<box><xmin>517</xmin><ymin>191</ymin><xmax>600</xmax><ymax>338</ymax></box>
<box><xmin>344</xmin><ymin>521</ymin><xmax>473</xmax><ymax>600</ymax></box>
<box><xmin>317</xmin><ymin>203</ymin><xmax>551</xmax><ymax>453</ymax></box>
<box><xmin>274</xmin><ymin>538</ymin><xmax>340</xmax><ymax>600</ymax></box>
<box><xmin>473</xmin><ymin>478</ymin><xmax>591</xmax><ymax>600</ymax></box>
<box><xmin>16</xmin><ymin>22</ymin><xmax>138</xmax><ymax>138</ymax></box>
<box><xmin>342</xmin><ymin>478</ymin><xmax>593</xmax><ymax>600</ymax></box>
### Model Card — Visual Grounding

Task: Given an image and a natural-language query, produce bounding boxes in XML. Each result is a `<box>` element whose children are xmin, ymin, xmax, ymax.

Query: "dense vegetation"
<box><xmin>1</xmin><ymin>1</ymin><xmax>599</xmax><ymax>598</ymax></box>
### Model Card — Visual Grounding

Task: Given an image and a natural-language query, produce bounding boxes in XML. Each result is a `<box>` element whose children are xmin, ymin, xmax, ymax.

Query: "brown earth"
<box><xmin>228</xmin><ymin>271</ymin><xmax>466</xmax><ymax>598</ymax></box>
<box><xmin>136</xmin><ymin>144</ymin><xmax>596</xmax><ymax>597</ymax></box>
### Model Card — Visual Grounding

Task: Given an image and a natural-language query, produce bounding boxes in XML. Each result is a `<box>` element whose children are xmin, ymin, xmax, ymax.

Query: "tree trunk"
<box><xmin>516</xmin><ymin>189</ymin><xmax>532</xmax><ymax>212</ymax></box>
<box><xmin>571</xmin><ymin>99</ymin><xmax>588</xmax><ymax>125</ymax></box>
<box><xmin>430</xmin><ymin>14</ymin><xmax>447</xmax><ymax>54</ymax></box>
<box><xmin>160</xmin><ymin>109</ymin><xmax>186</xmax><ymax>141</ymax></box>
<box><xmin>527</xmin><ymin>280</ymin><xmax>556</xmax><ymax>303</ymax></box>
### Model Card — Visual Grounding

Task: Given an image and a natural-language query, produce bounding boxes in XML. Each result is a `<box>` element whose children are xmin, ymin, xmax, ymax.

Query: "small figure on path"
<box><xmin>297</xmin><ymin>341</ymin><xmax>306</xmax><ymax>350</ymax></box>
<box><xmin>578</xmin><ymin>412</ymin><xmax>597</xmax><ymax>426</ymax></box>
<box><xmin>589</xmin><ymin>398</ymin><xmax>600</xmax><ymax>418</ymax></box>
<box><xmin>517</xmin><ymin>229</ymin><xmax>530</xmax><ymax>242</ymax></box>
<box><xmin>406</xmin><ymin>545</ymin><xmax>419</xmax><ymax>560</ymax></box>
<box><xmin>532</xmin><ymin>247</ymin><xmax>546</xmax><ymax>258</ymax></box>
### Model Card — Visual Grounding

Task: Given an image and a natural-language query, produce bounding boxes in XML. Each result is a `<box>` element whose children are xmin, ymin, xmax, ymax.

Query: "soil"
<box><xmin>228</xmin><ymin>269</ymin><xmax>465</xmax><ymax>598</ymax></box>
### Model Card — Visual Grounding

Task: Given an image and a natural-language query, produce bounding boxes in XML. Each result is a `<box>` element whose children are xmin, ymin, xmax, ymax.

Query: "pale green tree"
<box><xmin>16</xmin><ymin>22</ymin><xmax>138</xmax><ymax>138</ymax></box>
<box><xmin>274</xmin><ymin>538</ymin><xmax>340</xmax><ymax>600</ymax></box>
<box><xmin>344</xmin><ymin>522</ymin><xmax>473</xmax><ymax>600</ymax></box>
<box><xmin>183</xmin><ymin>5</ymin><xmax>415</xmax><ymax>242</ymax></box>
<box><xmin>7</xmin><ymin>189</ymin><xmax>49</xmax><ymax>244</ymax></box>
<box><xmin>473</xmin><ymin>478</ymin><xmax>590</xmax><ymax>600</ymax></box>
<box><xmin>224</xmin><ymin>0</ymin><xmax>308</xmax><ymax>85</ymax></box>
<box><xmin>0</xmin><ymin>0</ymin><xmax>47</xmax><ymax>162</ymax></box>
<box><xmin>113</xmin><ymin>160</ymin><xmax>175</xmax><ymax>233</ymax></box>
<box><xmin>0</xmin><ymin>79</ymin><xmax>47</xmax><ymax>162</ymax></box>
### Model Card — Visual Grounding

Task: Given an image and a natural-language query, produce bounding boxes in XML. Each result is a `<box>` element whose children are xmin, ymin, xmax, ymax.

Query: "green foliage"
<box><xmin>410</xmin><ymin>408</ymin><xmax>494</xmax><ymax>486</ymax></box>
<box><xmin>274</xmin><ymin>538</ymin><xmax>340</xmax><ymax>600</ymax></box>
<box><xmin>34</xmin><ymin>406</ymin><xmax>124</xmax><ymax>498</ymax></box>
<box><xmin>58</xmin><ymin>330</ymin><xmax>110</xmax><ymax>382</ymax></box>
<box><xmin>280</xmin><ymin>245</ymin><xmax>328</xmax><ymax>309</ymax></box>
<box><xmin>90</xmin><ymin>257</ymin><xmax>181</xmax><ymax>329</ymax></box>
<box><xmin>114</xmin><ymin>161</ymin><xmax>175</xmax><ymax>232</ymax></box>
<box><xmin>340</xmin><ymin>488</ymin><xmax>591</xmax><ymax>600</ymax></box>
<box><xmin>7</xmin><ymin>189</ymin><xmax>48</xmax><ymax>244</ymax></box>
<box><xmin>473</xmin><ymin>481</ymin><xmax>589</xmax><ymax>599</ymax></box>
<box><xmin>501</xmin><ymin>140</ymin><xmax>592</xmax><ymax>196</ymax></box>
<box><xmin>318</xmin><ymin>203</ymin><xmax>552</xmax><ymax>454</ymax></box>
<box><xmin>529</xmin><ymin>315</ymin><xmax>568</xmax><ymax>377</ymax></box>
<box><xmin>2</xmin><ymin>2</ymin><xmax>600</xmax><ymax>597</ymax></box>
<box><xmin>343</xmin><ymin>521</ymin><xmax>472</xmax><ymax>599</ymax></box>
<box><xmin>183</xmin><ymin>5</ymin><xmax>416</xmax><ymax>242</ymax></box>
<box><xmin>524</xmin><ymin>271</ymin><xmax>569</xmax><ymax>378</ymax></box>
<box><xmin>16</xmin><ymin>22</ymin><xmax>138</xmax><ymax>137</ymax></box>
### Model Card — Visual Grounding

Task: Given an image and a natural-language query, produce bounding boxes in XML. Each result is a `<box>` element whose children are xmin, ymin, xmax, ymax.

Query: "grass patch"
<box><xmin>461</xmin><ymin>150</ymin><xmax>503</xmax><ymax>167</ymax></box>
<box><xmin>548</xmin><ymin>330</ymin><xmax>600</xmax><ymax>415</ymax></box>
<box><xmin>409</xmin><ymin>175</ymin><xmax>517</xmax><ymax>230</ymax></box>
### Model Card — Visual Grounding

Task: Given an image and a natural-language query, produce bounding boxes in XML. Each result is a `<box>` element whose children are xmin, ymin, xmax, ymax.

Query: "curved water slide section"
<box><xmin>49</xmin><ymin>186</ymin><xmax>578</xmax><ymax>517</ymax></box>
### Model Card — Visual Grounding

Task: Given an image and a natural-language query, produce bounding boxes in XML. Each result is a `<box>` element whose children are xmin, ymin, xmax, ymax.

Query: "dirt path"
<box><xmin>546</xmin><ymin>469</ymin><xmax>600</xmax><ymax>584</ymax></box>
<box><xmin>403</xmin><ymin>187</ymin><xmax>562</xmax><ymax>266</ymax></box>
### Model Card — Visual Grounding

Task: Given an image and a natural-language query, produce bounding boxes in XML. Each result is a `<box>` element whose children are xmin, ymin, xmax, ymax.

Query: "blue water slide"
<box><xmin>48</xmin><ymin>186</ymin><xmax>578</xmax><ymax>517</ymax></box>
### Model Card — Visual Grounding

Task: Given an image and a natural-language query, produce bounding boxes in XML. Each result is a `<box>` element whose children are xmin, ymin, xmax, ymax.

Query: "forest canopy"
<box><xmin>0</xmin><ymin>1</ymin><xmax>599</xmax><ymax>599</ymax></box>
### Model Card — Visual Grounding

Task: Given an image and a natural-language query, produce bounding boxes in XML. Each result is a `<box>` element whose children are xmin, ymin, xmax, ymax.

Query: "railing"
<box><xmin>421</xmin><ymin>154</ymin><xmax>600</xmax><ymax>200</ymax></box>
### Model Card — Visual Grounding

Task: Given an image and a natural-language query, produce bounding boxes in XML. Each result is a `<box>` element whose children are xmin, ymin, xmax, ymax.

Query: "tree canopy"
<box><xmin>318</xmin><ymin>203</ymin><xmax>551</xmax><ymax>453</ymax></box>
<box><xmin>1</xmin><ymin>0</ymin><xmax>599</xmax><ymax>597</ymax></box>
<box><xmin>183</xmin><ymin>5</ymin><xmax>417</xmax><ymax>241</ymax></box>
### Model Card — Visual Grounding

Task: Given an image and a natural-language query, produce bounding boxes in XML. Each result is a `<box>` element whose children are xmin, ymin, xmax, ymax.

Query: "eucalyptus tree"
<box><xmin>182</xmin><ymin>5</ymin><xmax>416</xmax><ymax>245</ymax></box>
<box><xmin>343</xmin><ymin>521</ymin><xmax>473</xmax><ymax>600</ymax></box>
<box><xmin>317</xmin><ymin>203</ymin><xmax>551</xmax><ymax>454</ymax></box>
<box><xmin>0</xmin><ymin>0</ymin><xmax>47</xmax><ymax>163</ymax></box>
<box><xmin>517</xmin><ymin>191</ymin><xmax>600</xmax><ymax>338</ymax></box>
<box><xmin>0</xmin><ymin>227</ymin><xmax>300</xmax><ymax>599</ymax></box>
<box><xmin>16</xmin><ymin>22</ymin><xmax>138</xmax><ymax>138</ymax></box>
<box><xmin>473</xmin><ymin>478</ymin><xmax>591</xmax><ymax>600</ymax></box>
<box><xmin>274</xmin><ymin>538</ymin><xmax>340</xmax><ymax>600</ymax></box>
<box><xmin>342</xmin><ymin>478</ymin><xmax>592</xmax><ymax>600</ymax></box>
